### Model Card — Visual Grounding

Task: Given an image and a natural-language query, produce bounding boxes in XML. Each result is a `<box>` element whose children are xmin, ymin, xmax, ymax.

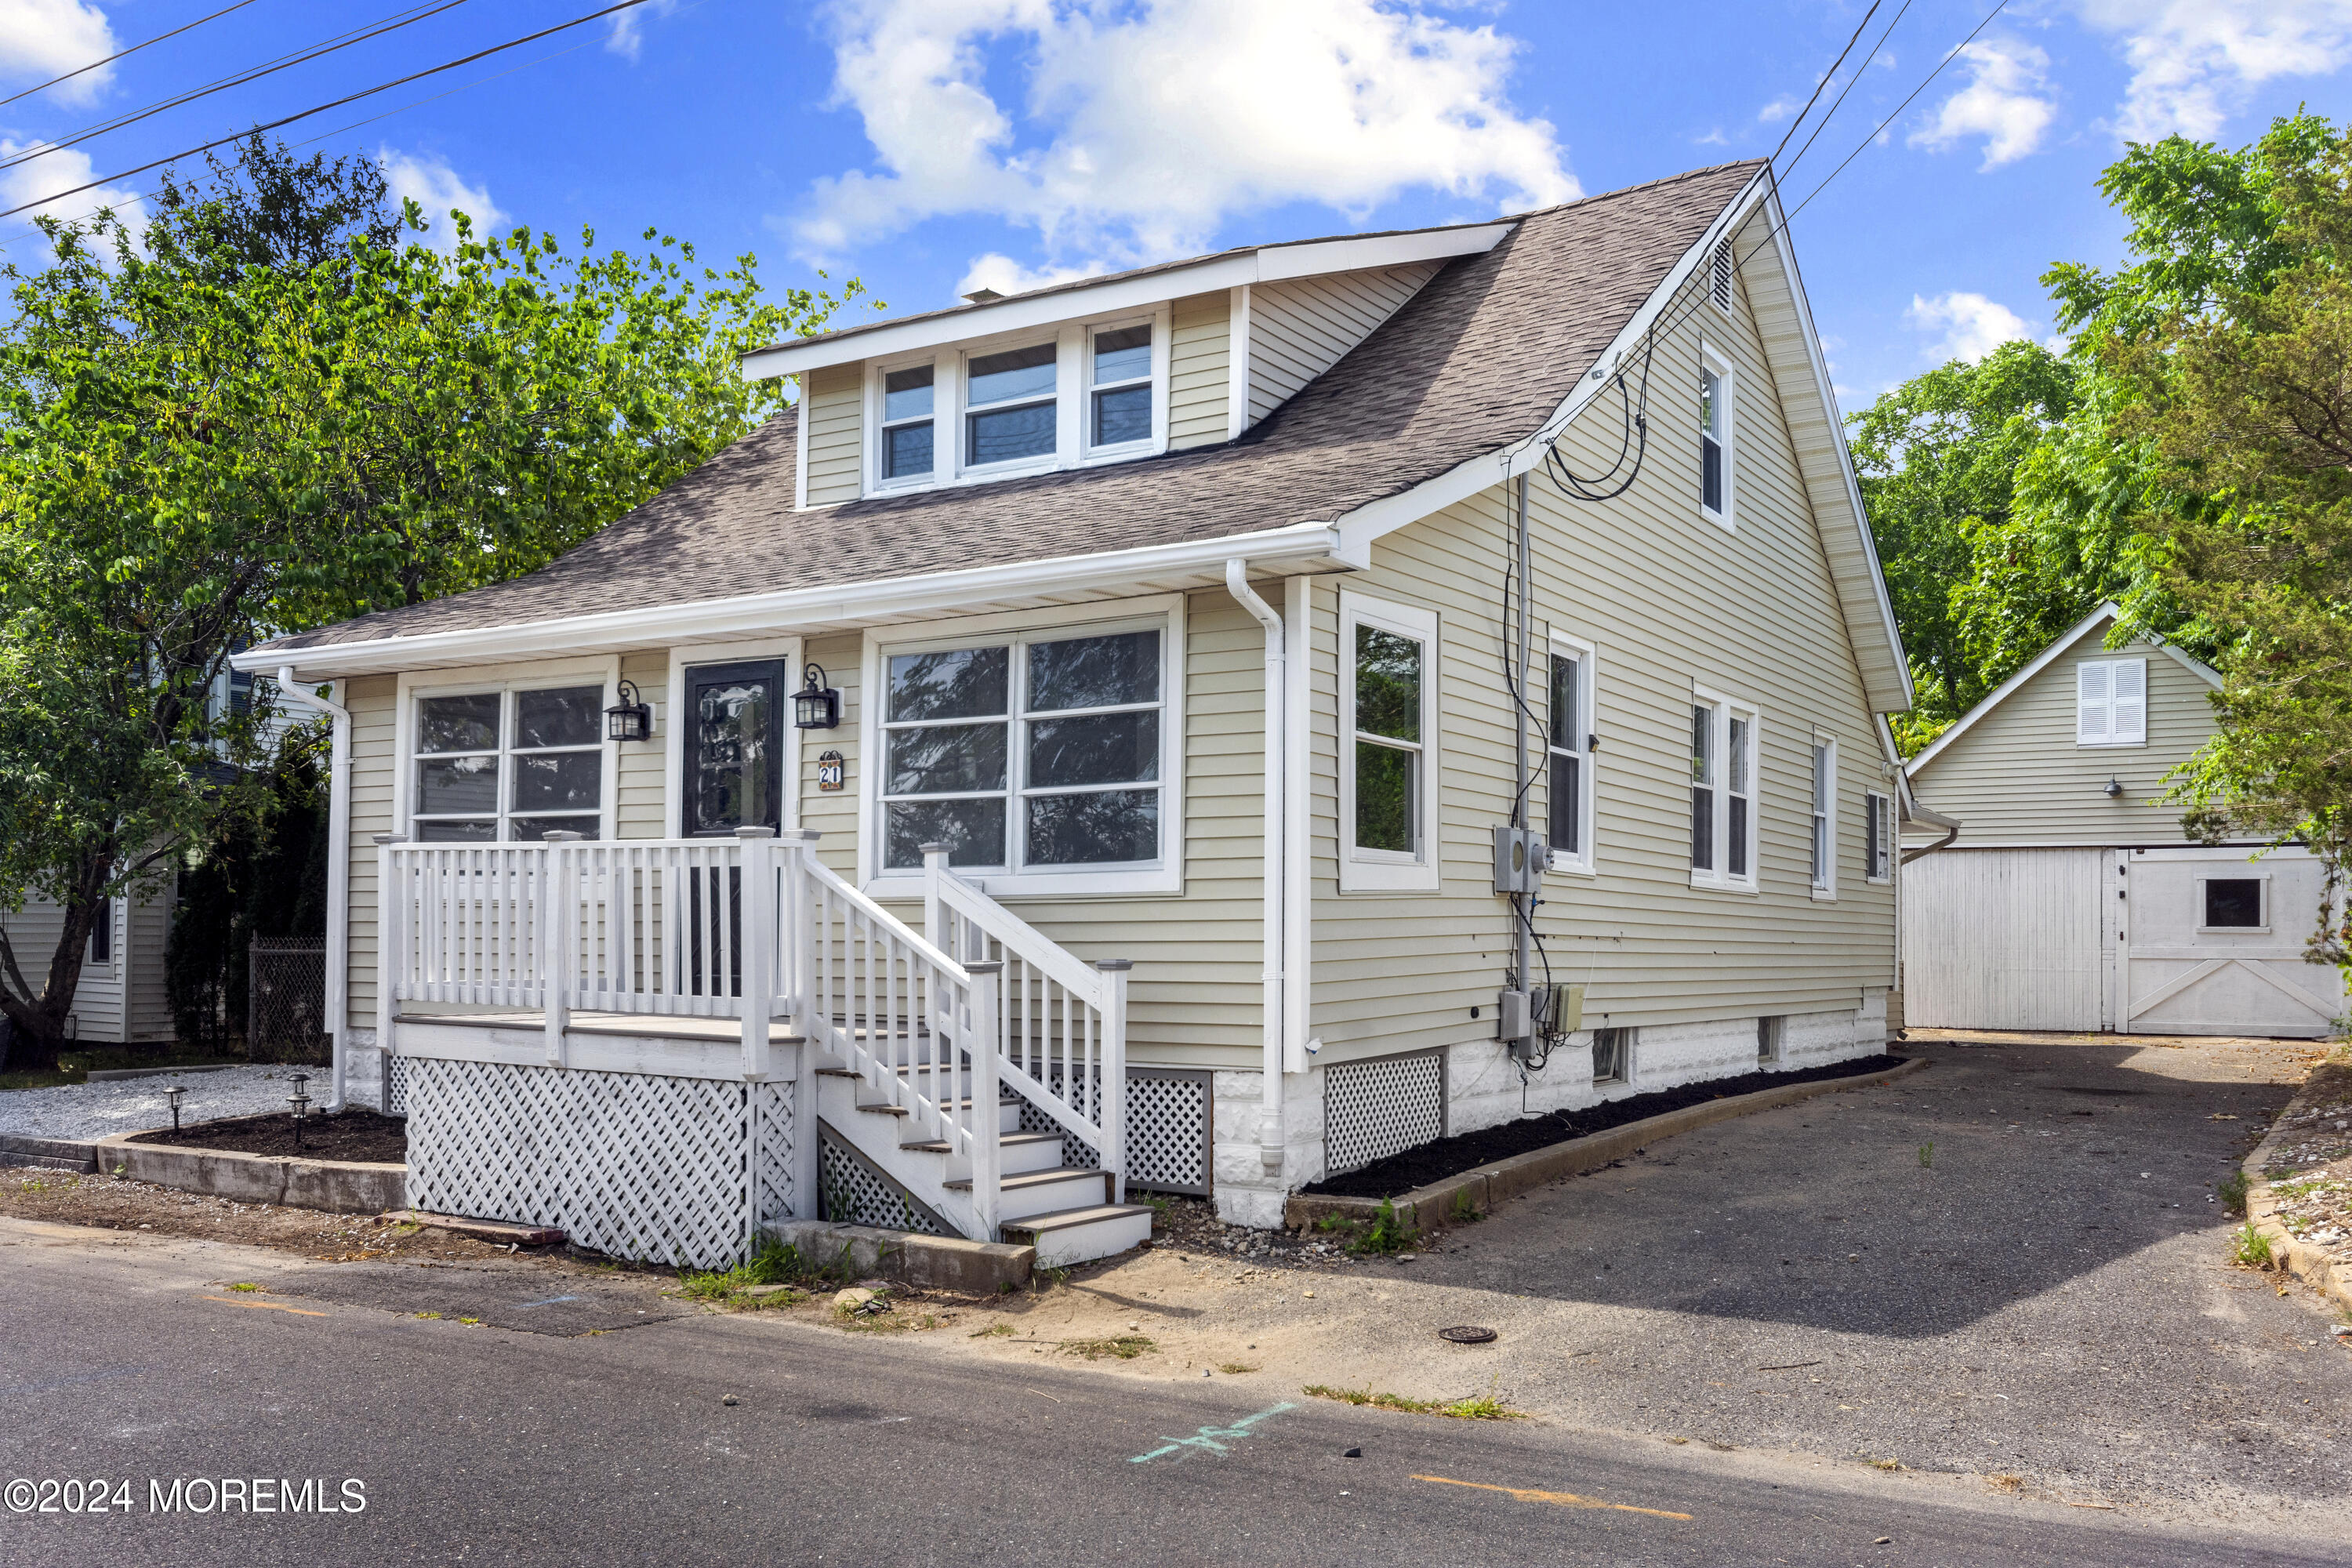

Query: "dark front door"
<box><xmin>683</xmin><ymin>660</ymin><xmax>786</xmax><ymax>837</ymax></box>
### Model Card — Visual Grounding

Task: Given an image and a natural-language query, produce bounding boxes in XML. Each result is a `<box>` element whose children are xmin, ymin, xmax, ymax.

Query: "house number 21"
<box><xmin>816</xmin><ymin>750</ymin><xmax>845</xmax><ymax>793</ymax></box>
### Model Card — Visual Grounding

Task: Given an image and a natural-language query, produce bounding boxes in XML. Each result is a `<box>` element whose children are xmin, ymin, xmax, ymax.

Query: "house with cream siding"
<box><xmin>1902</xmin><ymin>604</ymin><xmax>2346</xmax><ymax>1038</ymax></box>
<box><xmin>237</xmin><ymin>159</ymin><xmax>1917</xmax><ymax>1267</ymax></box>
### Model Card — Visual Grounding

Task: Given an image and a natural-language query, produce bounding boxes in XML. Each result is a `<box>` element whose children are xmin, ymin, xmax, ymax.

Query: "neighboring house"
<box><xmin>236</xmin><ymin>158</ymin><xmax>1916</xmax><ymax>1269</ymax></box>
<box><xmin>1901</xmin><ymin>603</ymin><xmax>2347</xmax><ymax>1038</ymax></box>
<box><xmin>0</xmin><ymin>888</ymin><xmax>174</xmax><ymax>1047</ymax></box>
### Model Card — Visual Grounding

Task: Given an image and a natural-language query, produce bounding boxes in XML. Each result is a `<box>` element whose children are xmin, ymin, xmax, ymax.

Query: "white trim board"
<box><xmin>1904</xmin><ymin>602</ymin><xmax>2220</xmax><ymax>776</ymax></box>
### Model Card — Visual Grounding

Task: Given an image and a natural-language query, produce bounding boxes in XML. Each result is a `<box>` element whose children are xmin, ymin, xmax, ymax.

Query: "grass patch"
<box><xmin>1873</xmin><ymin>1457</ymin><xmax>1904</xmax><ymax>1472</ymax></box>
<box><xmin>2232</xmin><ymin>1222</ymin><xmax>2275</xmax><ymax>1269</ymax></box>
<box><xmin>1448</xmin><ymin>1188</ymin><xmax>1483</xmax><ymax>1225</ymax></box>
<box><xmin>969</xmin><ymin>1322</ymin><xmax>1016</xmax><ymax>1338</ymax></box>
<box><xmin>227</xmin><ymin>1282</ymin><xmax>260</xmax><ymax>1293</ymax></box>
<box><xmin>1918</xmin><ymin>1142</ymin><xmax>1933</xmax><ymax>1169</ymax></box>
<box><xmin>2217</xmin><ymin>1170</ymin><xmax>2250</xmax><ymax>1217</ymax></box>
<box><xmin>1301</xmin><ymin>1385</ymin><xmax>1523</xmax><ymax>1420</ymax></box>
<box><xmin>1346</xmin><ymin>1198</ymin><xmax>1418</xmax><ymax>1256</ymax></box>
<box><xmin>1061</xmin><ymin>1335</ymin><xmax>1156</xmax><ymax>1361</ymax></box>
<box><xmin>1217</xmin><ymin>1362</ymin><xmax>1259</xmax><ymax>1374</ymax></box>
<box><xmin>677</xmin><ymin>1237</ymin><xmax>810</xmax><ymax>1307</ymax></box>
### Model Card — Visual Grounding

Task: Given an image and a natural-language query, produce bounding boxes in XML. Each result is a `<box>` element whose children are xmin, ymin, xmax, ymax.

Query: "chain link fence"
<box><xmin>247</xmin><ymin>937</ymin><xmax>331</xmax><ymax>1065</ymax></box>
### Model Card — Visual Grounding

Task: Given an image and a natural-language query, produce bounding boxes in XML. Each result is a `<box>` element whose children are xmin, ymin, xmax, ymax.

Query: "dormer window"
<box><xmin>881</xmin><ymin>365</ymin><xmax>935</xmax><ymax>480</ymax></box>
<box><xmin>966</xmin><ymin>343</ymin><xmax>1058</xmax><ymax>466</ymax></box>
<box><xmin>1090</xmin><ymin>325</ymin><xmax>1153</xmax><ymax>449</ymax></box>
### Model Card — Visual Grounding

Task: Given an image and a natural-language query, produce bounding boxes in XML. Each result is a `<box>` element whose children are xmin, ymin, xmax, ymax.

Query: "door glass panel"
<box><xmin>1027</xmin><ymin>790</ymin><xmax>1157</xmax><ymax>865</ymax></box>
<box><xmin>888</xmin><ymin>647</ymin><xmax>1008</xmax><ymax>721</ymax></box>
<box><xmin>1029</xmin><ymin>630</ymin><xmax>1159</xmax><ymax>712</ymax></box>
<box><xmin>690</xmin><ymin>669</ymin><xmax>777</xmax><ymax>833</ymax></box>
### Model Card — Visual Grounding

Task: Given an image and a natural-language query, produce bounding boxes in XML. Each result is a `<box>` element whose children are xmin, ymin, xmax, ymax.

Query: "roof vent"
<box><xmin>960</xmin><ymin>286</ymin><xmax>1005</xmax><ymax>304</ymax></box>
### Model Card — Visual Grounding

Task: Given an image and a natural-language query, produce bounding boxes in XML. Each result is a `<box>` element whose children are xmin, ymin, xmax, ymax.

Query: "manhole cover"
<box><xmin>1438</xmin><ymin>1325</ymin><xmax>1497</xmax><ymax>1345</ymax></box>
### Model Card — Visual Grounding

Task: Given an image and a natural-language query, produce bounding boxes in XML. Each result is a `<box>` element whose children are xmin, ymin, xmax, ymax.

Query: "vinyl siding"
<box><xmin>617</xmin><ymin>649</ymin><xmax>669</xmax><ymax>837</ymax></box>
<box><xmin>124</xmin><ymin>880</ymin><xmax>174</xmax><ymax>1041</ymax></box>
<box><xmin>1247</xmin><ymin>263</ymin><xmax>1437</xmax><ymax>426</ymax></box>
<box><xmin>344</xmin><ymin>673</ymin><xmax>397</xmax><ymax>1035</ymax></box>
<box><xmin>1906</xmin><ymin>623</ymin><xmax>2217</xmax><ymax>845</ymax></box>
<box><xmin>804</xmin><ymin>363</ymin><xmax>866</xmax><ymax>506</ymax></box>
<box><xmin>1306</xmin><ymin>255</ymin><xmax>1895</xmax><ymax>1065</ymax></box>
<box><xmin>1167</xmin><ymin>291</ymin><xmax>1230</xmax><ymax>449</ymax></box>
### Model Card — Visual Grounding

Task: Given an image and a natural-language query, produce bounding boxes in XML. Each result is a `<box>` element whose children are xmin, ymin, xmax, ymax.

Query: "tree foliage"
<box><xmin>0</xmin><ymin>136</ymin><xmax>866</xmax><ymax>1066</ymax></box>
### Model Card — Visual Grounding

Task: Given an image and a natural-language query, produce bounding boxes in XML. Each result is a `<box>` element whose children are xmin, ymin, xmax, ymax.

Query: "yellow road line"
<box><xmin>201</xmin><ymin>1295</ymin><xmax>327</xmax><ymax>1317</ymax></box>
<box><xmin>1414</xmin><ymin>1474</ymin><xmax>1693</xmax><ymax>1521</ymax></box>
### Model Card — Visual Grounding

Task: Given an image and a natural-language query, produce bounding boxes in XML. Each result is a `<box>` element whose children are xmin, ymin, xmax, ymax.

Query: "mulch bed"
<box><xmin>128</xmin><ymin>1108</ymin><xmax>408</xmax><ymax>1163</ymax></box>
<box><xmin>1301</xmin><ymin>1052</ymin><xmax>1909</xmax><ymax>1200</ymax></box>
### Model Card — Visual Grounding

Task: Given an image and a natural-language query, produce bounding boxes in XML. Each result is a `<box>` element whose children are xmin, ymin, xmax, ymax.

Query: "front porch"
<box><xmin>371</xmin><ymin>831</ymin><xmax>1153</xmax><ymax>1268</ymax></box>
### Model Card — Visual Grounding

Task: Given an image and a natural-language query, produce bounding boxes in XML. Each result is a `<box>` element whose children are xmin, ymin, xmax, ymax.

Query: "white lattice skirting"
<box><xmin>1324</xmin><ymin>1050</ymin><xmax>1445</xmax><ymax>1176</ymax></box>
<box><xmin>1015</xmin><ymin>1066</ymin><xmax>1212</xmax><ymax>1195</ymax></box>
<box><xmin>402</xmin><ymin>1058</ymin><xmax>795</xmax><ymax>1269</ymax></box>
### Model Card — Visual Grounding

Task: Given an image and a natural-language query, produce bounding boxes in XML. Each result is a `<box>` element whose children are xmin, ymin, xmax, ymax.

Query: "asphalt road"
<box><xmin>0</xmin><ymin>1216</ymin><xmax>2336</xmax><ymax>1568</ymax></box>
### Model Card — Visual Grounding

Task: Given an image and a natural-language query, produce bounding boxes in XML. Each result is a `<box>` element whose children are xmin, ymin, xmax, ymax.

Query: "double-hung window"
<box><xmin>1809</xmin><ymin>735</ymin><xmax>1836</xmax><ymax>896</ymax></box>
<box><xmin>1547</xmin><ymin>641</ymin><xmax>1595</xmax><ymax>873</ymax></box>
<box><xmin>875</xmin><ymin>616</ymin><xmax>1173</xmax><ymax>890</ymax></box>
<box><xmin>1690</xmin><ymin>690</ymin><xmax>1758</xmax><ymax>891</ymax></box>
<box><xmin>2075</xmin><ymin>657</ymin><xmax>2147</xmax><ymax>746</ymax></box>
<box><xmin>1699</xmin><ymin>347</ymin><xmax>1733</xmax><ymax>527</ymax></box>
<box><xmin>1088</xmin><ymin>324</ymin><xmax>1153</xmax><ymax>451</ymax></box>
<box><xmin>880</xmin><ymin>365</ymin><xmax>935</xmax><ymax>481</ymax></box>
<box><xmin>412</xmin><ymin>684</ymin><xmax>606</xmax><ymax>840</ymax></box>
<box><xmin>1341</xmin><ymin>593</ymin><xmax>1440</xmax><ymax>891</ymax></box>
<box><xmin>965</xmin><ymin>343</ymin><xmax>1059</xmax><ymax>467</ymax></box>
<box><xmin>1864</xmin><ymin>790</ymin><xmax>1892</xmax><ymax>883</ymax></box>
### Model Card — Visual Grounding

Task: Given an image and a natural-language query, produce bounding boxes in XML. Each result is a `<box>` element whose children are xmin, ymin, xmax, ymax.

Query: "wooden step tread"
<box><xmin>1000</xmin><ymin>1203</ymin><xmax>1155</xmax><ymax>1234</ymax></box>
<box><xmin>902</xmin><ymin>1131</ymin><xmax>1059</xmax><ymax>1154</ymax></box>
<box><xmin>855</xmin><ymin>1096</ymin><xmax>1020</xmax><ymax>1116</ymax></box>
<box><xmin>942</xmin><ymin>1167</ymin><xmax>1107</xmax><ymax>1193</ymax></box>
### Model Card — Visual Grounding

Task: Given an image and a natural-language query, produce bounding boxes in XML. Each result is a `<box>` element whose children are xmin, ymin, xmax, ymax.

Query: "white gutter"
<box><xmin>275</xmin><ymin>669</ymin><xmax>352</xmax><ymax>1112</ymax></box>
<box><xmin>239</xmin><ymin>521</ymin><xmax>1344</xmax><ymax>684</ymax></box>
<box><xmin>1225</xmin><ymin>560</ymin><xmax>1288</xmax><ymax>1176</ymax></box>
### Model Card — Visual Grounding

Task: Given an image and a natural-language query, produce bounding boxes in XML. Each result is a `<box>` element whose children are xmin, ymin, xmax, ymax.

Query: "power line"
<box><xmin>2</xmin><ymin>1</ymin><xmax>476</xmax><ymax>176</ymax></box>
<box><xmin>1779</xmin><ymin>0</ymin><xmax>1917</xmax><ymax>184</ymax></box>
<box><xmin>0</xmin><ymin>0</ymin><xmax>656</xmax><ymax>220</ymax></box>
<box><xmin>0</xmin><ymin>0</ymin><xmax>263</xmax><ymax>111</ymax></box>
<box><xmin>1765</xmin><ymin>0</ymin><xmax>1882</xmax><ymax>168</ymax></box>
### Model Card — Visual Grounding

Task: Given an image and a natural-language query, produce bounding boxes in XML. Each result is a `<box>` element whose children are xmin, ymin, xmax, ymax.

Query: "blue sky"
<box><xmin>2</xmin><ymin>0</ymin><xmax>2347</xmax><ymax>404</ymax></box>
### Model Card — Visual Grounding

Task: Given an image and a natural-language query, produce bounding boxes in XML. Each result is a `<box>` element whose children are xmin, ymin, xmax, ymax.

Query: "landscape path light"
<box><xmin>288</xmin><ymin>1073</ymin><xmax>311</xmax><ymax>1152</ymax></box>
<box><xmin>167</xmin><ymin>1083</ymin><xmax>186</xmax><ymax>1134</ymax></box>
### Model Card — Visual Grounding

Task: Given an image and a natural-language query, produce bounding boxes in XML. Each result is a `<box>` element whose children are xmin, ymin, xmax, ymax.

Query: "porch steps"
<box><xmin>815</xmin><ymin>1065</ymin><xmax>1154</xmax><ymax>1267</ymax></box>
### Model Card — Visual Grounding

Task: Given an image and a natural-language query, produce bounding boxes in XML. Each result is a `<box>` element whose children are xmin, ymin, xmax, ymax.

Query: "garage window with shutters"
<box><xmin>2076</xmin><ymin>657</ymin><xmax>2147</xmax><ymax>747</ymax></box>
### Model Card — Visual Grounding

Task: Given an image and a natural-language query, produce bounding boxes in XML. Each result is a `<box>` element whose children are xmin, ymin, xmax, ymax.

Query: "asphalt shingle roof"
<box><xmin>267</xmin><ymin>160</ymin><xmax>1763</xmax><ymax>654</ymax></box>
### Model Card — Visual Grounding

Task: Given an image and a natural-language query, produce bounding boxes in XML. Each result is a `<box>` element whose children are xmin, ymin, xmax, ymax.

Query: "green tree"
<box><xmin>0</xmin><ymin>149</ymin><xmax>865</xmax><ymax>1069</ymax></box>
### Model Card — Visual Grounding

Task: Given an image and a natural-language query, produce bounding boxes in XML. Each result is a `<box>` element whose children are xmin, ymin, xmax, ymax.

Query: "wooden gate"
<box><xmin>1902</xmin><ymin>848</ymin><xmax>2103</xmax><ymax>1030</ymax></box>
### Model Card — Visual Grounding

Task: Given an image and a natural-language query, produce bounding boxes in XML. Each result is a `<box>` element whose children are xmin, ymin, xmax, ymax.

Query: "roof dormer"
<box><xmin>756</xmin><ymin>220</ymin><xmax>1516</xmax><ymax>509</ymax></box>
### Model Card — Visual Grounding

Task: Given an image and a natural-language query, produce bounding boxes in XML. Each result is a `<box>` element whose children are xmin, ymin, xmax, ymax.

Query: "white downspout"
<box><xmin>1281</xmin><ymin>573</ymin><xmax>1312</xmax><ymax>1074</ymax></box>
<box><xmin>1225</xmin><ymin>560</ymin><xmax>1287</xmax><ymax>1175</ymax></box>
<box><xmin>278</xmin><ymin>668</ymin><xmax>352</xmax><ymax>1112</ymax></box>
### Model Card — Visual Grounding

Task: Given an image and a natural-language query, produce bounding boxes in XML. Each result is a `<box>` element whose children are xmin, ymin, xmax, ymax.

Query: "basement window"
<box><xmin>1592</xmin><ymin>1026</ymin><xmax>1632</xmax><ymax>1085</ymax></box>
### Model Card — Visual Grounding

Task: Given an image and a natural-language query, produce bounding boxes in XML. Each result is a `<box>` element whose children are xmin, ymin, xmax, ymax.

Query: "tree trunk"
<box><xmin>0</xmin><ymin>861</ymin><xmax>109</xmax><ymax>1074</ymax></box>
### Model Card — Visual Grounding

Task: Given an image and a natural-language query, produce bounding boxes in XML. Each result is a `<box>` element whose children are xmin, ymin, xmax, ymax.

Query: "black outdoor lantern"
<box><xmin>604</xmin><ymin>679</ymin><xmax>652</xmax><ymax>743</ymax></box>
<box><xmin>288</xmin><ymin>1073</ymin><xmax>311</xmax><ymax>1152</ymax></box>
<box><xmin>793</xmin><ymin>663</ymin><xmax>841</xmax><ymax>731</ymax></box>
<box><xmin>166</xmin><ymin>1083</ymin><xmax>186</xmax><ymax>1134</ymax></box>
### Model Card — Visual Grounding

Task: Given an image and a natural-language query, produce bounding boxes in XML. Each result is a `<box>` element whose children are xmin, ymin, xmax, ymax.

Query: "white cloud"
<box><xmin>0</xmin><ymin>0</ymin><xmax>115</xmax><ymax>107</ymax></box>
<box><xmin>956</xmin><ymin>252</ymin><xmax>1109</xmax><ymax>298</ymax></box>
<box><xmin>606</xmin><ymin>0</ymin><xmax>678</xmax><ymax>62</ymax></box>
<box><xmin>1910</xmin><ymin>38</ymin><xmax>2056</xmax><ymax>169</ymax></box>
<box><xmin>790</xmin><ymin>0</ymin><xmax>1577</xmax><ymax>277</ymax></box>
<box><xmin>380</xmin><ymin>149</ymin><xmax>506</xmax><ymax>254</ymax></box>
<box><xmin>0</xmin><ymin>139</ymin><xmax>143</xmax><ymax>238</ymax></box>
<box><xmin>1907</xmin><ymin>291</ymin><xmax>2039</xmax><ymax>363</ymax></box>
<box><xmin>2075</xmin><ymin>0</ymin><xmax>2352</xmax><ymax>142</ymax></box>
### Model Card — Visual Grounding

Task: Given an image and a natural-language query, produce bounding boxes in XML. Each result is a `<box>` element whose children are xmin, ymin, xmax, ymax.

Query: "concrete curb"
<box><xmin>0</xmin><ymin>1133</ymin><xmax>100</xmax><ymax>1172</ymax></box>
<box><xmin>2238</xmin><ymin>1070</ymin><xmax>2352</xmax><ymax>1318</ymax></box>
<box><xmin>92</xmin><ymin>1131</ymin><xmax>407</xmax><ymax>1215</ymax></box>
<box><xmin>762</xmin><ymin>1219</ymin><xmax>1033</xmax><ymax>1295</ymax></box>
<box><xmin>1284</xmin><ymin>1055</ymin><xmax>1933</xmax><ymax>1235</ymax></box>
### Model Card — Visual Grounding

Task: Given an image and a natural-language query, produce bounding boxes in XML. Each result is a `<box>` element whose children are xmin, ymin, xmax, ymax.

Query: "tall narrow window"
<box><xmin>1690</xmin><ymin>704</ymin><xmax>1715</xmax><ymax>873</ymax></box>
<box><xmin>1864</xmin><ymin>791</ymin><xmax>1892</xmax><ymax>882</ymax></box>
<box><xmin>1547</xmin><ymin>649</ymin><xmax>1592</xmax><ymax>866</ymax></box>
<box><xmin>1089</xmin><ymin>325</ymin><xmax>1152</xmax><ymax>448</ymax></box>
<box><xmin>413</xmin><ymin>686</ymin><xmax>605</xmax><ymax>841</ymax></box>
<box><xmin>1810</xmin><ymin>738</ymin><xmax>1835</xmax><ymax>895</ymax></box>
<box><xmin>1341</xmin><ymin>593</ymin><xmax>1439</xmax><ymax>891</ymax></box>
<box><xmin>2075</xmin><ymin>657</ymin><xmax>2147</xmax><ymax>746</ymax></box>
<box><xmin>1699</xmin><ymin>354</ymin><xmax>1730</xmax><ymax>522</ymax></box>
<box><xmin>1726</xmin><ymin>713</ymin><xmax>1752</xmax><ymax>880</ymax></box>
<box><xmin>89</xmin><ymin>897</ymin><xmax>112</xmax><ymax>965</ymax></box>
<box><xmin>966</xmin><ymin>343</ymin><xmax>1058</xmax><ymax>466</ymax></box>
<box><xmin>880</xmin><ymin>365</ymin><xmax>935</xmax><ymax>481</ymax></box>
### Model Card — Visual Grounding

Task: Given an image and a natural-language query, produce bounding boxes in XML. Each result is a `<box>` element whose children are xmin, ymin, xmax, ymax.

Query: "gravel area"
<box><xmin>2262</xmin><ymin>1059</ymin><xmax>2352</xmax><ymax>1266</ymax></box>
<box><xmin>0</xmin><ymin>1065</ymin><xmax>332</xmax><ymax>1144</ymax></box>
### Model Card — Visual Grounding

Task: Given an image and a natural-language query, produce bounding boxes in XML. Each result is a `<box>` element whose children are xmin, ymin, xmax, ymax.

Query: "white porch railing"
<box><xmin>375</xmin><ymin>829</ymin><xmax>1127</xmax><ymax>1239</ymax></box>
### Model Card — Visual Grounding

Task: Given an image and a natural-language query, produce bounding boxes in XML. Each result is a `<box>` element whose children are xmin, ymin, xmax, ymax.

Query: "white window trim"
<box><xmin>857</xmin><ymin>595</ymin><xmax>1186</xmax><ymax>898</ymax></box>
<box><xmin>2194</xmin><ymin>871</ymin><xmax>2272</xmax><ymax>935</ymax></box>
<box><xmin>394</xmin><ymin>655</ymin><xmax>622</xmax><ymax>842</ymax></box>
<box><xmin>2075</xmin><ymin>655</ymin><xmax>2148</xmax><ymax>748</ymax></box>
<box><xmin>1544</xmin><ymin>630</ymin><xmax>1597</xmax><ymax>877</ymax></box>
<box><xmin>1340</xmin><ymin>590</ymin><xmax>1442</xmax><ymax>893</ymax></box>
<box><xmin>1810</xmin><ymin>731</ymin><xmax>1838</xmax><ymax>902</ymax></box>
<box><xmin>1864</xmin><ymin>789</ymin><xmax>1893</xmax><ymax>884</ymax></box>
<box><xmin>1690</xmin><ymin>684</ymin><xmax>1759</xmax><ymax>895</ymax></box>
<box><xmin>1698</xmin><ymin>342</ymin><xmax>1734</xmax><ymax>532</ymax></box>
<box><xmin>661</xmin><ymin>635</ymin><xmax>802</xmax><ymax>837</ymax></box>
<box><xmin>861</xmin><ymin>308</ymin><xmax>1171</xmax><ymax>498</ymax></box>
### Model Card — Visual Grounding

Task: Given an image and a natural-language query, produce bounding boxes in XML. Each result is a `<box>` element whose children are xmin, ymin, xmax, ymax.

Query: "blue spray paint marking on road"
<box><xmin>1131</xmin><ymin>1402</ymin><xmax>1298</xmax><ymax>1463</ymax></box>
<box><xmin>514</xmin><ymin>1294</ymin><xmax>583</xmax><ymax>1309</ymax></box>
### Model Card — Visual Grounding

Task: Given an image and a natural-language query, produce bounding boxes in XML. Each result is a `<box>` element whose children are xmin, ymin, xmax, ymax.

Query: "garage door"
<box><xmin>2121</xmin><ymin>847</ymin><xmax>2346</xmax><ymax>1038</ymax></box>
<box><xmin>1902</xmin><ymin>848</ymin><xmax>2104</xmax><ymax>1030</ymax></box>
